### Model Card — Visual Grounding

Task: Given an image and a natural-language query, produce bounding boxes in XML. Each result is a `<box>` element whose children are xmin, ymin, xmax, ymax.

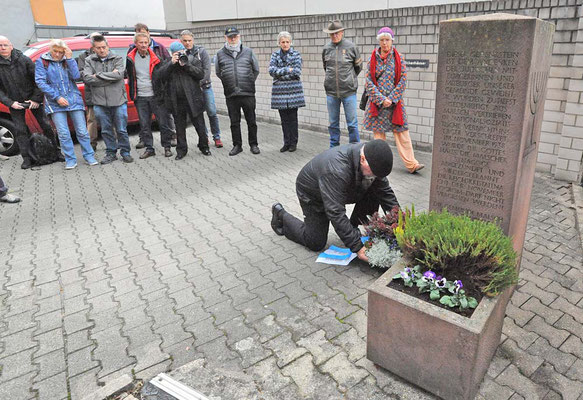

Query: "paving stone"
<box><xmin>521</xmin><ymin>297</ymin><xmax>563</xmax><ymax>325</ymax></box>
<box><xmin>321</xmin><ymin>352</ymin><xmax>369</xmax><ymax>390</ymax></box>
<box><xmin>33</xmin><ymin>371</ymin><xmax>68</xmax><ymax>400</ymax></box>
<box><xmin>497</xmin><ymin>338</ymin><xmax>545</xmax><ymax>377</ymax></box>
<box><xmin>527</xmin><ymin>337</ymin><xmax>577</xmax><ymax>374</ymax></box>
<box><xmin>496</xmin><ymin>364</ymin><xmax>549</xmax><ymax>399</ymax></box>
<box><xmin>332</xmin><ymin>328</ymin><xmax>367</xmax><ymax>363</ymax></box>
<box><xmin>524</xmin><ymin>315</ymin><xmax>571</xmax><ymax>347</ymax></box>
<box><xmin>0</xmin><ymin>371</ymin><xmax>35</xmax><ymax>400</ymax></box>
<box><xmin>233</xmin><ymin>335</ymin><xmax>272</xmax><ymax>368</ymax></box>
<box><xmin>502</xmin><ymin>317</ymin><xmax>540</xmax><ymax>350</ymax></box>
<box><xmin>559</xmin><ymin>334</ymin><xmax>583</xmax><ymax>358</ymax></box>
<box><xmin>296</xmin><ymin>329</ymin><xmax>342</xmax><ymax>366</ymax></box>
<box><xmin>245</xmin><ymin>356</ymin><xmax>292</xmax><ymax>394</ymax></box>
<box><xmin>34</xmin><ymin>348</ymin><xmax>67</xmax><ymax>381</ymax></box>
<box><xmin>0</xmin><ymin>348</ymin><xmax>37</xmax><ymax>381</ymax></box>
<box><xmin>531</xmin><ymin>362</ymin><xmax>583</xmax><ymax>400</ymax></box>
<box><xmin>281</xmin><ymin>354</ymin><xmax>342</xmax><ymax>398</ymax></box>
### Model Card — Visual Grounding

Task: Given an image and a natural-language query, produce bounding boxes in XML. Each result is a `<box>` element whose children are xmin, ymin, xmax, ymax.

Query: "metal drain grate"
<box><xmin>148</xmin><ymin>373</ymin><xmax>210</xmax><ymax>400</ymax></box>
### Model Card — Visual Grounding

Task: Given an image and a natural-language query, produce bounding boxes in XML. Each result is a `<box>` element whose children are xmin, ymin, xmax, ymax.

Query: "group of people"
<box><xmin>1</xmin><ymin>20</ymin><xmax>422</xmax><ymax>215</ymax></box>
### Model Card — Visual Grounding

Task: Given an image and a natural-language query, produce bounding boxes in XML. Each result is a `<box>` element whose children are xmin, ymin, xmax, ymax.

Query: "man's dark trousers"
<box><xmin>226</xmin><ymin>96</ymin><xmax>257</xmax><ymax>147</ymax></box>
<box><xmin>10</xmin><ymin>107</ymin><xmax>57</xmax><ymax>158</ymax></box>
<box><xmin>0</xmin><ymin>176</ymin><xmax>7</xmax><ymax>197</ymax></box>
<box><xmin>172</xmin><ymin>94</ymin><xmax>208</xmax><ymax>156</ymax></box>
<box><xmin>281</xmin><ymin>194</ymin><xmax>381</xmax><ymax>252</ymax></box>
<box><xmin>135</xmin><ymin>96</ymin><xmax>172</xmax><ymax>152</ymax></box>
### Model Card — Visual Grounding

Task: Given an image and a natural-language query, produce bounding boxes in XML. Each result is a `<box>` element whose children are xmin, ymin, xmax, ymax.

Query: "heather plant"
<box><xmin>394</xmin><ymin>209</ymin><xmax>518</xmax><ymax>296</ymax></box>
<box><xmin>364</xmin><ymin>205</ymin><xmax>410</xmax><ymax>241</ymax></box>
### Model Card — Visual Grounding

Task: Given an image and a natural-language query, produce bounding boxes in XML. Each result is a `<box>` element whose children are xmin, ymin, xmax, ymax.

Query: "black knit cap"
<box><xmin>363</xmin><ymin>140</ymin><xmax>393</xmax><ymax>177</ymax></box>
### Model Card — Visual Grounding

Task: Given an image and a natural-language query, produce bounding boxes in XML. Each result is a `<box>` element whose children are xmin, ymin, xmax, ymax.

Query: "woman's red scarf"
<box><xmin>369</xmin><ymin>47</ymin><xmax>404</xmax><ymax>125</ymax></box>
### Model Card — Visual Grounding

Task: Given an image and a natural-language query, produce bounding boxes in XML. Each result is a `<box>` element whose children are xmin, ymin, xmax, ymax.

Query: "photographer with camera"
<box><xmin>156</xmin><ymin>42</ymin><xmax>210</xmax><ymax>160</ymax></box>
<box><xmin>0</xmin><ymin>35</ymin><xmax>60</xmax><ymax>169</ymax></box>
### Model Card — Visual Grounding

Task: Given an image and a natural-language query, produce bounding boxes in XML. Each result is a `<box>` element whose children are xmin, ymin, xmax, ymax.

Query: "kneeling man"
<box><xmin>271</xmin><ymin>140</ymin><xmax>399</xmax><ymax>262</ymax></box>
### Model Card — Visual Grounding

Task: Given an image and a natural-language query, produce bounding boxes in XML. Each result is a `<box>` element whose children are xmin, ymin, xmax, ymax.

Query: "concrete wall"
<box><xmin>63</xmin><ymin>0</ymin><xmax>166</xmax><ymax>29</ymax></box>
<box><xmin>179</xmin><ymin>0</ymin><xmax>583</xmax><ymax>182</ymax></box>
<box><xmin>0</xmin><ymin>0</ymin><xmax>37</xmax><ymax>50</ymax></box>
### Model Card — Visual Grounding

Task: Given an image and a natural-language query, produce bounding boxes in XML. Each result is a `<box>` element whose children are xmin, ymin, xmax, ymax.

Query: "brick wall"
<box><xmin>179</xmin><ymin>0</ymin><xmax>583</xmax><ymax>182</ymax></box>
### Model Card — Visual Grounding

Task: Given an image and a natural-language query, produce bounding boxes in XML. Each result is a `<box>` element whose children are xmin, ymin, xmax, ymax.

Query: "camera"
<box><xmin>178</xmin><ymin>51</ymin><xmax>189</xmax><ymax>64</ymax></box>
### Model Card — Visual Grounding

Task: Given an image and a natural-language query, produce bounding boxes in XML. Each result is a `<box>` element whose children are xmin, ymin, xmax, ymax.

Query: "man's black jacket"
<box><xmin>296</xmin><ymin>143</ymin><xmax>399</xmax><ymax>253</ymax></box>
<box><xmin>215</xmin><ymin>45</ymin><xmax>259</xmax><ymax>98</ymax></box>
<box><xmin>157</xmin><ymin>51</ymin><xmax>205</xmax><ymax>117</ymax></box>
<box><xmin>0</xmin><ymin>49</ymin><xmax>43</xmax><ymax>107</ymax></box>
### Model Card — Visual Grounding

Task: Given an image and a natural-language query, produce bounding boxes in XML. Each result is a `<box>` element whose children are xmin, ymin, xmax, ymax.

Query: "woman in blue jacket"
<box><xmin>269</xmin><ymin>31</ymin><xmax>305</xmax><ymax>152</ymax></box>
<box><xmin>35</xmin><ymin>39</ymin><xmax>97</xmax><ymax>169</ymax></box>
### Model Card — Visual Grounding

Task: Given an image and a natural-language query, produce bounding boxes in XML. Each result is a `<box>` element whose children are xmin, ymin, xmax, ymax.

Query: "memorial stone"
<box><xmin>430</xmin><ymin>13</ymin><xmax>554</xmax><ymax>257</ymax></box>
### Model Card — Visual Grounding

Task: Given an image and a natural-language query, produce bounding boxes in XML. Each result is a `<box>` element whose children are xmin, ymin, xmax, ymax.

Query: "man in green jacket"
<box><xmin>322</xmin><ymin>20</ymin><xmax>363</xmax><ymax>148</ymax></box>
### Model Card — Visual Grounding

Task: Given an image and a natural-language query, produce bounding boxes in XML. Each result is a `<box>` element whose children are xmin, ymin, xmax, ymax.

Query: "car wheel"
<box><xmin>0</xmin><ymin>118</ymin><xmax>19</xmax><ymax>156</ymax></box>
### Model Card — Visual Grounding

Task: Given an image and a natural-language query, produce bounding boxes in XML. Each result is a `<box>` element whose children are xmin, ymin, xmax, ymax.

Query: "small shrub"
<box><xmin>366</xmin><ymin>239</ymin><xmax>402</xmax><ymax>269</ymax></box>
<box><xmin>364</xmin><ymin>205</ymin><xmax>409</xmax><ymax>242</ymax></box>
<box><xmin>394</xmin><ymin>209</ymin><xmax>518</xmax><ymax>296</ymax></box>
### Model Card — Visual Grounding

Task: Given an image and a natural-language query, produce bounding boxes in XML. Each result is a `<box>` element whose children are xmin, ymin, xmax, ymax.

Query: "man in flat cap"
<box><xmin>215</xmin><ymin>27</ymin><xmax>260</xmax><ymax>156</ymax></box>
<box><xmin>271</xmin><ymin>140</ymin><xmax>399</xmax><ymax>262</ymax></box>
<box><xmin>322</xmin><ymin>20</ymin><xmax>363</xmax><ymax>148</ymax></box>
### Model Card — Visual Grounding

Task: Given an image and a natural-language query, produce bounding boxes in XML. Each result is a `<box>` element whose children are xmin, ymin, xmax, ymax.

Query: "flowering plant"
<box><xmin>393</xmin><ymin>266</ymin><xmax>479</xmax><ymax>311</ymax></box>
<box><xmin>363</xmin><ymin>205</ymin><xmax>408</xmax><ymax>269</ymax></box>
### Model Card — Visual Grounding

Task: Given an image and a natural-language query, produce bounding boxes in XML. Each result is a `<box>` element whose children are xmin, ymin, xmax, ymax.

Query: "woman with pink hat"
<box><xmin>362</xmin><ymin>27</ymin><xmax>424</xmax><ymax>173</ymax></box>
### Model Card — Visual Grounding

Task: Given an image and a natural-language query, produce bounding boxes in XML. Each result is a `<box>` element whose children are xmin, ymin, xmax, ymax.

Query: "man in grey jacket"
<box><xmin>215</xmin><ymin>27</ymin><xmax>260</xmax><ymax>156</ymax></box>
<box><xmin>322</xmin><ymin>20</ymin><xmax>363</xmax><ymax>148</ymax></box>
<box><xmin>83</xmin><ymin>34</ymin><xmax>133</xmax><ymax>164</ymax></box>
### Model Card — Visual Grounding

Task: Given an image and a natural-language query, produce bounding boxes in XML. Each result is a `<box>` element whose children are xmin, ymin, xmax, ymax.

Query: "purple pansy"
<box><xmin>423</xmin><ymin>271</ymin><xmax>436</xmax><ymax>280</ymax></box>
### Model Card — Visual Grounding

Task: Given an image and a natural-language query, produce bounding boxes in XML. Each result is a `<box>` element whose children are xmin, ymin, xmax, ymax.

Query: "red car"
<box><xmin>0</xmin><ymin>32</ymin><xmax>175</xmax><ymax>156</ymax></box>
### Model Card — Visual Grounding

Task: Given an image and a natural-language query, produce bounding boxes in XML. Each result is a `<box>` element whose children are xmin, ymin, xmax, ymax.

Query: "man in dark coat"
<box><xmin>215</xmin><ymin>27</ymin><xmax>260</xmax><ymax>156</ymax></box>
<box><xmin>157</xmin><ymin>42</ymin><xmax>210</xmax><ymax>159</ymax></box>
<box><xmin>271</xmin><ymin>140</ymin><xmax>399</xmax><ymax>262</ymax></box>
<box><xmin>0</xmin><ymin>35</ymin><xmax>59</xmax><ymax>169</ymax></box>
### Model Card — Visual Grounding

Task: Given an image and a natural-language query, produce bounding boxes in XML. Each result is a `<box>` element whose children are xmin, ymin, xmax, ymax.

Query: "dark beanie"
<box><xmin>363</xmin><ymin>140</ymin><xmax>393</xmax><ymax>177</ymax></box>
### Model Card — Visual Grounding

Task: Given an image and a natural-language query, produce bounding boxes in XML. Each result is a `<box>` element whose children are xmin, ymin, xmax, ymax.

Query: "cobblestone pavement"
<box><xmin>0</xmin><ymin>116</ymin><xmax>581</xmax><ymax>400</ymax></box>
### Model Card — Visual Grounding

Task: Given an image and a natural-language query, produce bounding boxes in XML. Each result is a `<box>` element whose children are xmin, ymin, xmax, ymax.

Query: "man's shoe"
<box><xmin>250</xmin><ymin>145</ymin><xmax>260</xmax><ymax>155</ymax></box>
<box><xmin>91</xmin><ymin>143</ymin><xmax>97</xmax><ymax>151</ymax></box>
<box><xmin>280</xmin><ymin>145</ymin><xmax>290</xmax><ymax>153</ymax></box>
<box><xmin>214</xmin><ymin>138</ymin><xmax>223</xmax><ymax>148</ymax></box>
<box><xmin>101</xmin><ymin>154</ymin><xmax>117</xmax><ymax>165</ymax></box>
<box><xmin>139</xmin><ymin>150</ymin><xmax>155</xmax><ymax>159</ymax></box>
<box><xmin>164</xmin><ymin>148</ymin><xmax>173</xmax><ymax>157</ymax></box>
<box><xmin>288</xmin><ymin>145</ymin><xmax>297</xmax><ymax>152</ymax></box>
<box><xmin>271</xmin><ymin>202</ymin><xmax>285</xmax><ymax>236</ymax></box>
<box><xmin>411</xmin><ymin>164</ymin><xmax>425</xmax><ymax>174</ymax></box>
<box><xmin>175</xmin><ymin>153</ymin><xmax>186</xmax><ymax>160</ymax></box>
<box><xmin>171</xmin><ymin>135</ymin><xmax>178</xmax><ymax>147</ymax></box>
<box><xmin>135</xmin><ymin>141</ymin><xmax>145</xmax><ymax>149</ymax></box>
<box><xmin>57</xmin><ymin>153</ymin><xmax>66</xmax><ymax>162</ymax></box>
<box><xmin>21</xmin><ymin>158</ymin><xmax>32</xmax><ymax>169</ymax></box>
<box><xmin>122</xmin><ymin>154</ymin><xmax>134</xmax><ymax>163</ymax></box>
<box><xmin>65</xmin><ymin>161</ymin><xmax>77</xmax><ymax>170</ymax></box>
<box><xmin>84</xmin><ymin>156</ymin><xmax>99</xmax><ymax>166</ymax></box>
<box><xmin>0</xmin><ymin>154</ymin><xmax>10</xmax><ymax>161</ymax></box>
<box><xmin>229</xmin><ymin>145</ymin><xmax>243</xmax><ymax>156</ymax></box>
<box><xmin>0</xmin><ymin>193</ymin><xmax>21</xmax><ymax>203</ymax></box>
<box><xmin>200</xmin><ymin>148</ymin><xmax>211</xmax><ymax>156</ymax></box>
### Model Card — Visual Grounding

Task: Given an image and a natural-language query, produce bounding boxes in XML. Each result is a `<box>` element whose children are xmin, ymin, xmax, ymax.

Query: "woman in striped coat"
<box><xmin>269</xmin><ymin>31</ymin><xmax>305</xmax><ymax>152</ymax></box>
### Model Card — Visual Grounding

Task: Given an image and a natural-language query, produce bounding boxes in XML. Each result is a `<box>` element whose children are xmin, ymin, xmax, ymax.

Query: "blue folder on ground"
<box><xmin>315</xmin><ymin>237</ymin><xmax>369</xmax><ymax>265</ymax></box>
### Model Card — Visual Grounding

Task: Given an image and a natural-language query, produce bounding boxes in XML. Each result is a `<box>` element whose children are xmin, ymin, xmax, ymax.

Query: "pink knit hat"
<box><xmin>377</xmin><ymin>27</ymin><xmax>394</xmax><ymax>40</ymax></box>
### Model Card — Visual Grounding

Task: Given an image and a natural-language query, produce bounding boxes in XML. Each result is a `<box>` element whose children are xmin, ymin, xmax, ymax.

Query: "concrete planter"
<box><xmin>367</xmin><ymin>258</ymin><xmax>513</xmax><ymax>400</ymax></box>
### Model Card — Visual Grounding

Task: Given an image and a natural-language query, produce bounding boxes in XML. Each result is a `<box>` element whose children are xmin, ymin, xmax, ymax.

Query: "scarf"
<box><xmin>369</xmin><ymin>47</ymin><xmax>404</xmax><ymax>125</ymax></box>
<box><xmin>225</xmin><ymin>42</ymin><xmax>241</xmax><ymax>57</ymax></box>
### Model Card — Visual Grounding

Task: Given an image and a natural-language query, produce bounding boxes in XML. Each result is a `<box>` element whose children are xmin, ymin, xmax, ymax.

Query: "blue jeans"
<box><xmin>94</xmin><ymin>104</ymin><xmax>130</xmax><ymax>156</ymax></box>
<box><xmin>51</xmin><ymin>110</ymin><xmax>94</xmax><ymax>163</ymax></box>
<box><xmin>203</xmin><ymin>87</ymin><xmax>221</xmax><ymax>139</ymax></box>
<box><xmin>326</xmin><ymin>94</ymin><xmax>360</xmax><ymax>147</ymax></box>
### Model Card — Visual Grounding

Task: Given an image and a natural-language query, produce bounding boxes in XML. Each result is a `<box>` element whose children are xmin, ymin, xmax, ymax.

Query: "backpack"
<box><xmin>28</xmin><ymin>133</ymin><xmax>60</xmax><ymax>165</ymax></box>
